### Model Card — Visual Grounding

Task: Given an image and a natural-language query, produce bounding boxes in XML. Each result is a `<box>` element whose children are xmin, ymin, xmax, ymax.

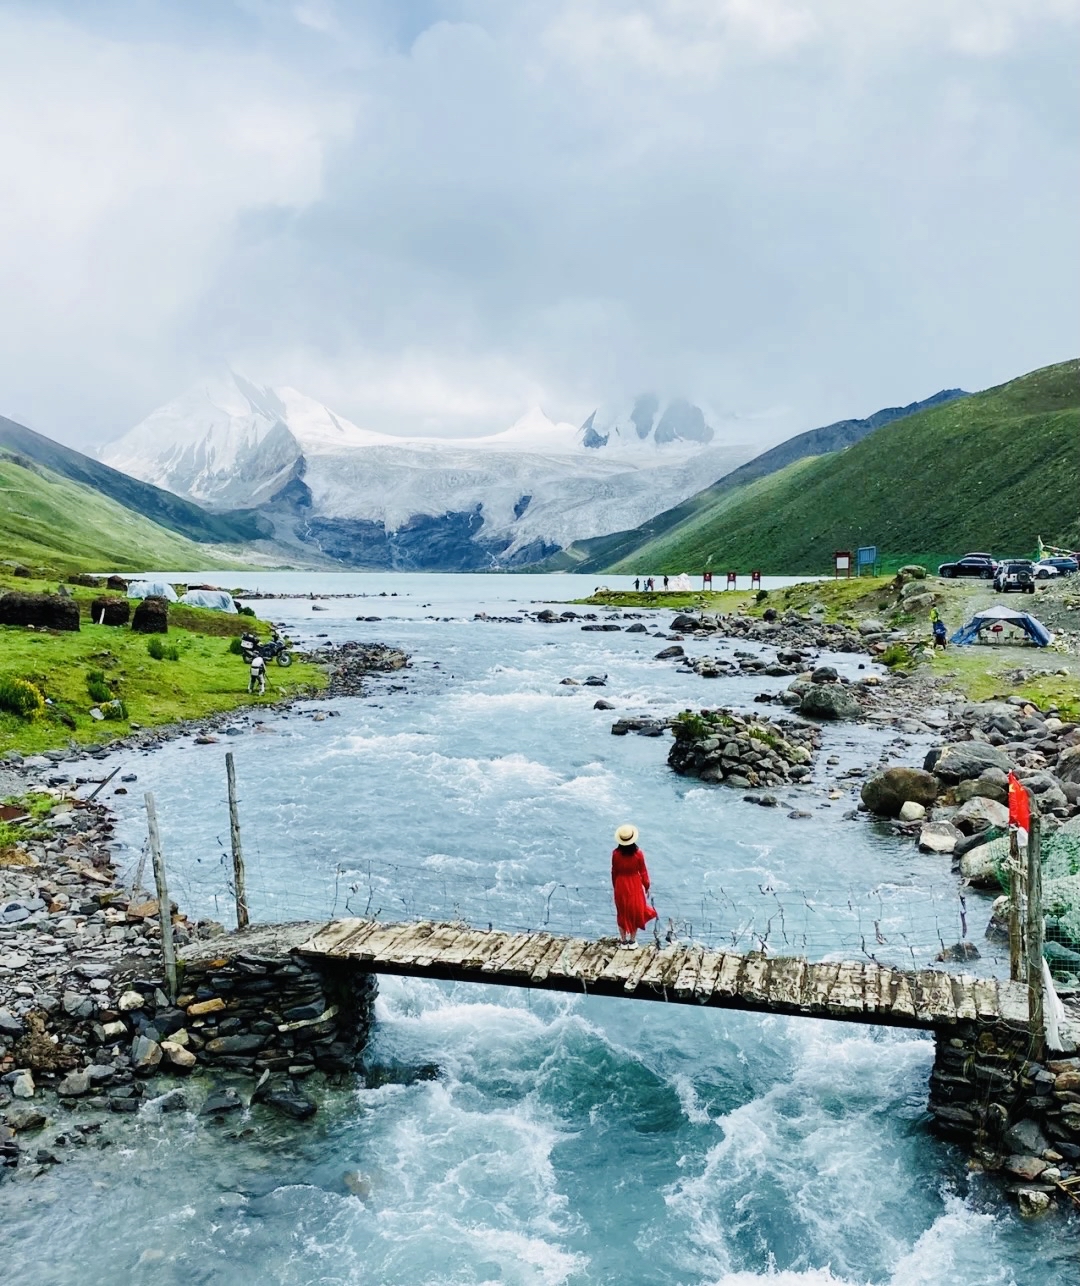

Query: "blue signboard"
<box><xmin>856</xmin><ymin>546</ymin><xmax>878</xmax><ymax>574</ymax></box>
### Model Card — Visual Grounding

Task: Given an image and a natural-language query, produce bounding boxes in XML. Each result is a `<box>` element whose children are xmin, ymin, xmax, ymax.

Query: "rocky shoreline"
<box><xmin>0</xmin><ymin>640</ymin><xmax>410</xmax><ymax>1180</ymax></box>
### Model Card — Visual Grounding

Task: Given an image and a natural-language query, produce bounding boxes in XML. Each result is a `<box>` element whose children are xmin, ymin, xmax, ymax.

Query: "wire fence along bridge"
<box><xmin>293</xmin><ymin>917</ymin><xmax>1033</xmax><ymax>1033</ymax></box>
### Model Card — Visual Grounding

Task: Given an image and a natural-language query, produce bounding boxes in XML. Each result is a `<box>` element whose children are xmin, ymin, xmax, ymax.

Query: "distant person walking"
<box><xmin>634</xmin><ymin>578</ymin><xmax>640</xmax><ymax>592</ymax></box>
<box><xmin>663</xmin><ymin>575</ymin><xmax>669</xmax><ymax>590</ymax></box>
<box><xmin>930</xmin><ymin>607</ymin><xmax>947</xmax><ymax>649</ymax></box>
<box><xmin>248</xmin><ymin>652</ymin><xmax>267</xmax><ymax>695</ymax></box>
<box><xmin>611</xmin><ymin>824</ymin><xmax>657</xmax><ymax>948</ymax></box>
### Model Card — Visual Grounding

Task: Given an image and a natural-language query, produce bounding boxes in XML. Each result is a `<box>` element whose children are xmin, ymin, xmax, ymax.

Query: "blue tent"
<box><xmin>951</xmin><ymin>604</ymin><xmax>1053</xmax><ymax>647</ymax></box>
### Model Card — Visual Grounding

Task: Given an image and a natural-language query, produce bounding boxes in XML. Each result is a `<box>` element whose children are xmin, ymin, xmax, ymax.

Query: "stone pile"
<box><xmin>0</xmin><ymin>798</ymin><xmax>378</xmax><ymax>1178</ymax></box>
<box><xmin>667</xmin><ymin>707</ymin><xmax>821</xmax><ymax>789</ymax></box>
<box><xmin>288</xmin><ymin>640</ymin><xmax>408</xmax><ymax>698</ymax></box>
<box><xmin>929</xmin><ymin>1023</ymin><xmax>1080</xmax><ymax>1216</ymax></box>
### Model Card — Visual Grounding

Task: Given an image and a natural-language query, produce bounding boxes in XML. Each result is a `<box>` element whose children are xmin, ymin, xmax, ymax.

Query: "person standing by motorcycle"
<box><xmin>248</xmin><ymin>652</ymin><xmax>267</xmax><ymax>695</ymax></box>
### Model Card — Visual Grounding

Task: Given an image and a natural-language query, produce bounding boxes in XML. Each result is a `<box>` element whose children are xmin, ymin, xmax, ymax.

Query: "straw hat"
<box><xmin>614</xmin><ymin>824</ymin><xmax>639</xmax><ymax>846</ymax></box>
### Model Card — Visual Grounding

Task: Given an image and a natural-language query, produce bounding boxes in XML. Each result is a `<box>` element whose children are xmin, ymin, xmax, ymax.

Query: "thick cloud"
<box><xmin>0</xmin><ymin>0</ymin><xmax>1077</xmax><ymax>449</ymax></box>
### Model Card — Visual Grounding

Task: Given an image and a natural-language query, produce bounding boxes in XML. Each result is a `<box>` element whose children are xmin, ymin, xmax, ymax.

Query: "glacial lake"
<box><xmin>2</xmin><ymin>572</ymin><xmax>1072</xmax><ymax>1285</ymax></box>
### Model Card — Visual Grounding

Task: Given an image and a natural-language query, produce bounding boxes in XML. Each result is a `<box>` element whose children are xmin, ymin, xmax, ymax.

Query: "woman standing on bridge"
<box><xmin>611</xmin><ymin>824</ymin><xmax>657</xmax><ymax>947</ymax></box>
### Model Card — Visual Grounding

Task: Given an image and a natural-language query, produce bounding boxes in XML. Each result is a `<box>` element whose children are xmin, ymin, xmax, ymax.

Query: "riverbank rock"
<box><xmin>799</xmin><ymin>683</ymin><xmax>863</xmax><ymax>721</ymax></box>
<box><xmin>131</xmin><ymin>596</ymin><xmax>169</xmax><ymax>635</ymax></box>
<box><xmin>861</xmin><ymin>767</ymin><xmax>940</xmax><ymax>817</ymax></box>
<box><xmin>934</xmin><ymin>742</ymin><xmax>1013</xmax><ymax>782</ymax></box>
<box><xmin>918</xmin><ymin>821</ymin><xmax>963</xmax><ymax>854</ymax></box>
<box><xmin>0</xmin><ymin>592</ymin><xmax>80</xmax><ymax>632</ymax></box>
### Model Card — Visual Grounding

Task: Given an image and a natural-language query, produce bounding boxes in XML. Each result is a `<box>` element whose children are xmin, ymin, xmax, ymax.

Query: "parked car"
<box><xmin>994</xmin><ymin>561</ymin><xmax>1036</xmax><ymax>594</ymax></box>
<box><xmin>938</xmin><ymin>553</ymin><xmax>997</xmax><ymax>579</ymax></box>
<box><xmin>1035</xmin><ymin>556</ymin><xmax>1078</xmax><ymax>577</ymax></box>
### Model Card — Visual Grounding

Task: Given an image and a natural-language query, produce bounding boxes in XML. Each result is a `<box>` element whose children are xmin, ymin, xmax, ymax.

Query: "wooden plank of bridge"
<box><xmin>623</xmin><ymin>944</ymin><xmax>659</xmax><ymax>994</ymax></box>
<box><xmin>805</xmin><ymin>962</ymin><xmax>840</xmax><ymax>1013</ymax></box>
<box><xmin>911</xmin><ymin>970</ymin><xmax>955</xmax><ymax>1025</ymax></box>
<box><xmin>303</xmin><ymin>918</ymin><xmax>377</xmax><ymax>956</ymax></box>
<box><xmin>827</xmin><ymin>962</ymin><xmax>866</xmax><ymax>1017</ymax></box>
<box><xmin>950</xmin><ymin>974</ymin><xmax>978</xmax><ymax>1021</ymax></box>
<box><xmin>381</xmin><ymin>921</ymin><xmax>438</xmax><ymax>965</ymax></box>
<box><xmin>766</xmin><ymin>957</ymin><xmax>807</xmax><ymax>1010</ymax></box>
<box><xmin>673</xmin><ymin>947</ymin><xmax>706</xmax><ymax>999</ymax></box>
<box><xmin>331</xmin><ymin>920</ymin><xmax>416</xmax><ymax>961</ymax></box>
<box><xmin>368</xmin><ymin>921</ymin><xmax>438</xmax><ymax>961</ymax></box>
<box><xmin>486</xmin><ymin>931</ymin><xmax>545</xmax><ymax>967</ymax></box>
<box><xmin>479</xmin><ymin>931</ymin><xmax>532</xmax><ymax>973</ymax></box>
<box><xmin>692</xmin><ymin>951</ymin><xmax>727</xmax><ymax>1002</ymax></box>
<box><xmin>998</xmin><ymin>979</ymin><xmax>1031</xmax><ymax>1028</ymax></box>
<box><xmin>560</xmin><ymin>940</ymin><xmax>612</xmax><ymax>987</ymax></box>
<box><xmin>598</xmin><ymin>946</ymin><xmax>648</xmax><ymax>985</ymax></box>
<box><xmin>741</xmin><ymin>955</ymin><xmax>770</xmax><ymax>1005</ymax></box>
<box><xmin>972</xmin><ymin>978</ymin><xmax>1000</xmax><ymax>1021</ymax></box>
<box><xmin>861</xmin><ymin>963</ymin><xmax>884</xmax><ymax>1014</ymax></box>
<box><xmin>891</xmin><ymin>972</ymin><xmax>916</xmax><ymax>1021</ymax></box>
<box><xmin>546</xmin><ymin>939</ymin><xmax>593</xmax><ymax>980</ymax></box>
<box><xmin>529</xmin><ymin>936</ymin><xmax>574</xmax><ymax>982</ymax></box>
<box><xmin>427</xmin><ymin>926</ymin><xmax>499</xmax><ymax>970</ymax></box>
<box><xmin>714</xmin><ymin>952</ymin><xmax>744</xmax><ymax>998</ymax></box>
<box><xmin>505</xmin><ymin>933</ymin><xmax>559</xmax><ymax>977</ymax></box>
<box><xmin>638</xmin><ymin>945</ymin><xmax>685</xmax><ymax>992</ymax></box>
<box><xmin>398</xmin><ymin>922</ymin><xmax>469</xmax><ymax>969</ymax></box>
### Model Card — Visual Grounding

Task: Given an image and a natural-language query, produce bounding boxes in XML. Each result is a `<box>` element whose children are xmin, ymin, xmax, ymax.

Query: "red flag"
<box><xmin>1008</xmin><ymin>771</ymin><xmax>1030</xmax><ymax>832</ymax></box>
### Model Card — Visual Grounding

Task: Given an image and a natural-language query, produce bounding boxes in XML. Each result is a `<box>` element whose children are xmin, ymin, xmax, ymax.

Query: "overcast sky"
<box><xmin>0</xmin><ymin>0</ymin><xmax>1077</xmax><ymax>451</ymax></box>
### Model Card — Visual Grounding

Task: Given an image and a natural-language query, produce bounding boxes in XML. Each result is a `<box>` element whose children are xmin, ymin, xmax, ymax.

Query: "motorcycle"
<box><xmin>240</xmin><ymin>631</ymin><xmax>293</xmax><ymax>667</ymax></box>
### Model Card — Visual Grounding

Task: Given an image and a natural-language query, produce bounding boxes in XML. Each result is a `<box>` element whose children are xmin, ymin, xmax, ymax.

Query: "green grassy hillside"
<box><xmin>0</xmin><ymin>451</ymin><xmax>247</xmax><ymax>572</ymax></box>
<box><xmin>546</xmin><ymin>388</ymin><xmax>968</xmax><ymax>572</ymax></box>
<box><xmin>605</xmin><ymin>359</ymin><xmax>1080</xmax><ymax>575</ymax></box>
<box><xmin>0</xmin><ymin>414</ymin><xmax>267</xmax><ymax>544</ymax></box>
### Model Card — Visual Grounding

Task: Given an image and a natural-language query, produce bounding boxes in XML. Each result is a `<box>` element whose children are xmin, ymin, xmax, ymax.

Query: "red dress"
<box><xmin>611</xmin><ymin>846</ymin><xmax>657</xmax><ymax>936</ymax></box>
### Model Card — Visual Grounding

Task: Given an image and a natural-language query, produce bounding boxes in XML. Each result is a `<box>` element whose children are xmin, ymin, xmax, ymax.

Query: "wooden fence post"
<box><xmin>1007</xmin><ymin>827</ymin><xmax>1025</xmax><ymax>983</ymax></box>
<box><xmin>144</xmin><ymin>791</ymin><xmax>177</xmax><ymax>1002</ymax></box>
<box><xmin>225</xmin><ymin>752</ymin><xmax>249</xmax><ymax>930</ymax></box>
<box><xmin>1026</xmin><ymin>815</ymin><xmax>1045</xmax><ymax>1058</ymax></box>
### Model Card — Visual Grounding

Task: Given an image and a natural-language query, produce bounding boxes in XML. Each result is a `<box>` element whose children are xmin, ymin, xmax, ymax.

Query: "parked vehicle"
<box><xmin>938</xmin><ymin>553</ymin><xmax>996</xmax><ymax>579</ymax></box>
<box><xmin>994</xmin><ymin>561</ymin><xmax>1036</xmax><ymax>594</ymax></box>
<box><xmin>1036</xmin><ymin>556</ymin><xmax>1078</xmax><ymax>577</ymax></box>
<box><xmin>240</xmin><ymin>631</ymin><xmax>293</xmax><ymax>666</ymax></box>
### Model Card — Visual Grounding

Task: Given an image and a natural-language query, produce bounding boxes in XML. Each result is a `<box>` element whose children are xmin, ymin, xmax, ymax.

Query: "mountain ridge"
<box><xmin>600</xmin><ymin>360</ymin><xmax>1078</xmax><ymax>574</ymax></box>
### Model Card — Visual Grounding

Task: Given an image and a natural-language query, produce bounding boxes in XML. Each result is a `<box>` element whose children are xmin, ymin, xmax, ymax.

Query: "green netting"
<box><xmin>1043</xmin><ymin>823</ymin><xmax>1080</xmax><ymax>958</ymax></box>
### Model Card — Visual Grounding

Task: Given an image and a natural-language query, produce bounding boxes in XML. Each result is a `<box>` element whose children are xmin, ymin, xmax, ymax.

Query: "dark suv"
<box><xmin>994</xmin><ymin>561</ymin><xmax>1035</xmax><ymax>594</ymax></box>
<box><xmin>938</xmin><ymin>553</ymin><xmax>996</xmax><ymax>579</ymax></box>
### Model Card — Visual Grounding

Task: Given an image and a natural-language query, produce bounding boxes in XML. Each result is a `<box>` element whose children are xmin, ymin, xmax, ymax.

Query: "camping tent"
<box><xmin>950</xmin><ymin>604</ymin><xmax>1053</xmax><ymax>647</ymax></box>
<box><xmin>127</xmin><ymin>580</ymin><xmax>178</xmax><ymax>602</ymax></box>
<box><xmin>669</xmin><ymin>573</ymin><xmax>693</xmax><ymax>592</ymax></box>
<box><xmin>179</xmin><ymin>589</ymin><xmax>237</xmax><ymax>613</ymax></box>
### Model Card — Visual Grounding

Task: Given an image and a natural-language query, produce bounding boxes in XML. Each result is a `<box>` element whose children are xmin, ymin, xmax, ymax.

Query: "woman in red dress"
<box><xmin>611</xmin><ymin>824</ymin><xmax>657</xmax><ymax>947</ymax></box>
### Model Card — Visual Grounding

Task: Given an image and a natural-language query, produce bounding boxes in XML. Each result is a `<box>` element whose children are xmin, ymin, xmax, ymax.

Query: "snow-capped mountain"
<box><xmin>100</xmin><ymin>373</ymin><xmax>756</xmax><ymax>569</ymax></box>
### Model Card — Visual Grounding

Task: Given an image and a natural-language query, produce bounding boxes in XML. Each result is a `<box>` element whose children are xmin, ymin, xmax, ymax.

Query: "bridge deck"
<box><xmin>298</xmin><ymin>919</ymin><xmax>1031</xmax><ymax>1031</ymax></box>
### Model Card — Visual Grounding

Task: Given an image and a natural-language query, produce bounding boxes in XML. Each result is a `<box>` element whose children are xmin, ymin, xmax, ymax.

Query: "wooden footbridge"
<box><xmin>296</xmin><ymin>918</ymin><xmax>1034</xmax><ymax>1032</ymax></box>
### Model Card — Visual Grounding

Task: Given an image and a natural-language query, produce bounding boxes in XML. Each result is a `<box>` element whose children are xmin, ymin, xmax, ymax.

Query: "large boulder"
<box><xmin>934</xmin><ymin>742</ymin><xmax>1013</xmax><ymax>782</ymax></box>
<box><xmin>952</xmin><ymin>796</ymin><xmax>1010</xmax><ymax>835</ymax></box>
<box><xmin>131</xmin><ymin>596</ymin><xmax>169</xmax><ymax>634</ymax></box>
<box><xmin>0</xmin><ymin>591</ymin><xmax>80</xmax><ymax>632</ymax></box>
<box><xmin>799</xmin><ymin>684</ymin><xmax>862</xmax><ymax>721</ymax></box>
<box><xmin>1056</xmin><ymin>745</ymin><xmax>1080</xmax><ymax>785</ymax></box>
<box><xmin>954</xmin><ymin>768</ymin><xmax>1009</xmax><ymax>805</ymax></box>
<box><xmin>918</xmin><ymin>821</ymin><xmax>963</xmax><ymax>854</ymax></box>
<box><xmin>90</xmin><ymin>596</ymin><xmax>130</xmax><ymax>626</ymax></box>
<box><xmin>670</xmin><ymin>614</ymin><xmax>700</xmax><ymax>632</ymax></box>
<box><xmin>960</xmin><ymin>836</ymin><xmax>1008</xmax><ymax>889</ymax></box>
<box><xmin>902</xmin><ymin>592</ymin><xmax>936</xmax><ymax>614</ymax></box>
<box><xmin>861</xmin><ymin>767</ymin><xmax>940</xmax><ymax>817</ymax></box>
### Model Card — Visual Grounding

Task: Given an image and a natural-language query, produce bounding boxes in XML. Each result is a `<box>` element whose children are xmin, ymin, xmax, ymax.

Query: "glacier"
<box><xmin>100</xmin><ymin>372</ymin><xmax>757</xmax><ymax>569</ymax></box>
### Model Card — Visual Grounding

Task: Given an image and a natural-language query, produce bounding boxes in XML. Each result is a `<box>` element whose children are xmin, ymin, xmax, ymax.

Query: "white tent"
<box><xmin>127</xmin><ymin>580</ymin><xmax>178</xmax><ymax>602</ymax></box>
<box><xmin>669</xmin><ymin>573</ymin><xmax>693</xmax><ymax>591</ymax></box>
<box><xmin>179</xmin><ymin>589</ymin><xmax>237</xmax><ymax>613</ymax></box>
